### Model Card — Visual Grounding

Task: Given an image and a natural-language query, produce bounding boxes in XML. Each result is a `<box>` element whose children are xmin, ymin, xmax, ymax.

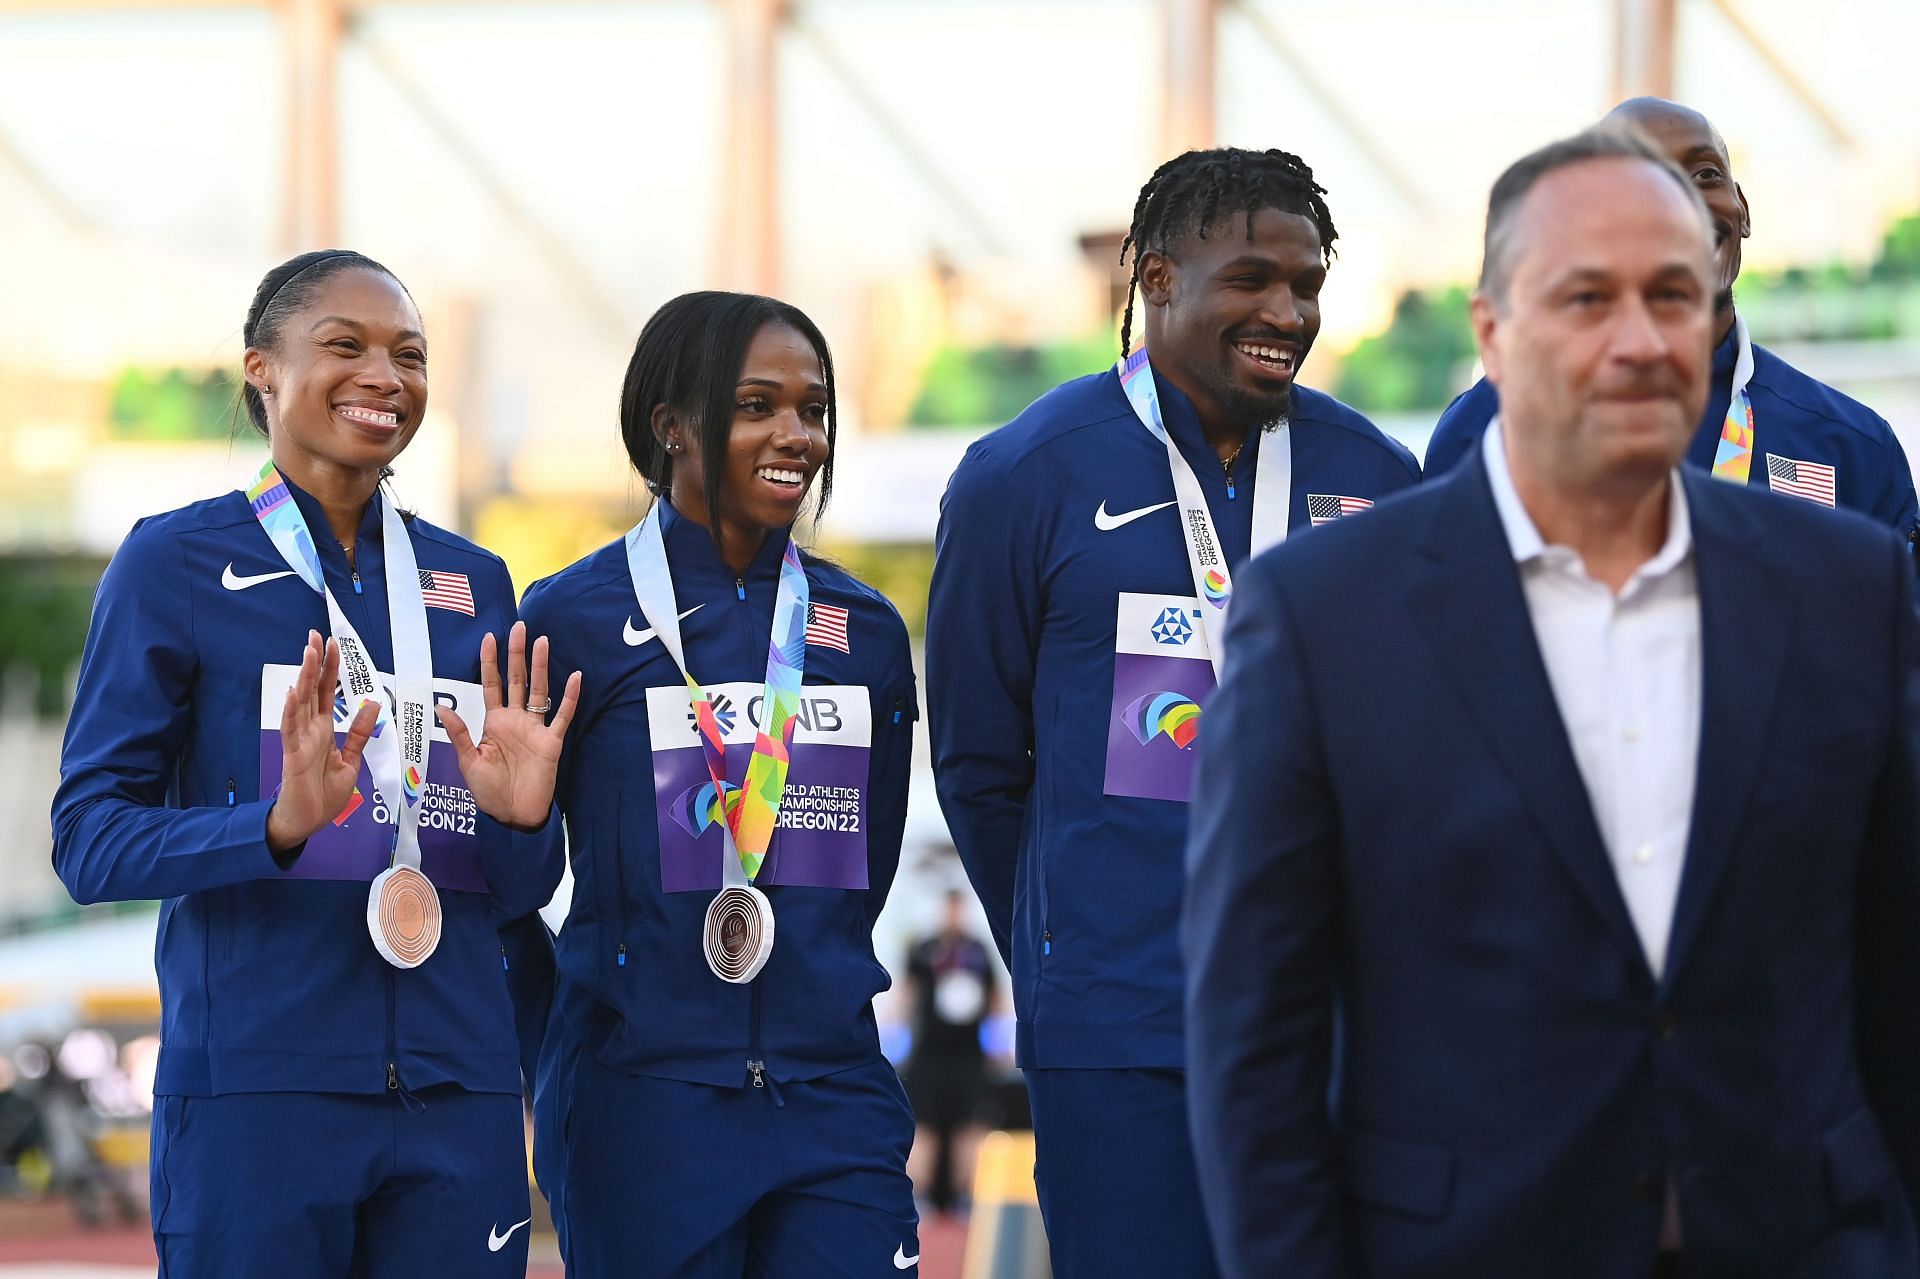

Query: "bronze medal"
<box><xmin>703</xmin><ymin>885</ymin><xmax>775</xmax><ymax>984</ymax></box>
<box><xmin>367</xmin><ymin>864</ymin><xmax>442</xmax><ymax>969</ymax></box>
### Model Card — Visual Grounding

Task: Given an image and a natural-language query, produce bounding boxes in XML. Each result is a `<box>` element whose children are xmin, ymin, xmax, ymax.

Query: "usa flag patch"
<box><xmin>805</xmin><ymin>602</ymin><xmax>850</xmax><ymax>653</ymax></box>
<box><xmin>1765</xmin><ymin>454</ymin><xmax>1836</xmax><ymax>508</ymax></box>
<box><xmin>1307</xmin><ymin>494</ymin><xmax>1374</xmax><ymax>526</ymax></box>
<box><xmin>418</xmin><ymin>570</ymin><xmax>475</xmax><ymax>615</ymax></box>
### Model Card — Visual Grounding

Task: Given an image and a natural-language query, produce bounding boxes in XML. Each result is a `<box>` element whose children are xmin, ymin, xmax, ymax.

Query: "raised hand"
<box><xmin>267</xmin><ymin>631</ymin><xmax>379</xmax><ymax>853</ymax></box>
<box><xmin>436</xmin><ymin>620</ymin><xmax>581</xmax><ymax>831</ymax></box>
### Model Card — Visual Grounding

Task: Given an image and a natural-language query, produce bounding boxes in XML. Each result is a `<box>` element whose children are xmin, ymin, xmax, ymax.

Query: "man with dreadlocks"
<box><xmin>926</xmin><ymin>147</ymin><xmax>1420</xmax><ymax>1276</ymax></box>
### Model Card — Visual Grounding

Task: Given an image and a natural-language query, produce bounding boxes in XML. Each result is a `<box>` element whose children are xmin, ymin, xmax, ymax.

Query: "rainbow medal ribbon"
<box><xmin>625</xmin><ymin>506</ymin><xmax>809</xmax><ymax>984</ymax></box>
<box><xmin>1709</xmin><ymin>316</ymin><xmax>1758</xmax><ymax>485</ymax></box>
<box><xmin>245</xmin><ymin>462</ymin><xmax>440</xmax><ymax>968</ymax></box>
<box><xmin>1115</xmin><ymin>348</ymin><xmax>1292</xmax><ymax>683</ymax></box>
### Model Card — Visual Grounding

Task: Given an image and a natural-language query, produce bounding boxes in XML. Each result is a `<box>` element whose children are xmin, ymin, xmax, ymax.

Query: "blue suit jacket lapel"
<box><xmin>1661</xmin><ymin>473</ymin><xmax>1791</xmax><ymax>993</ymax></box>
<box><xmin>1409</xmin><ymin>452</ymin><xmax>1647</xmax><ymax>967</ymax></box>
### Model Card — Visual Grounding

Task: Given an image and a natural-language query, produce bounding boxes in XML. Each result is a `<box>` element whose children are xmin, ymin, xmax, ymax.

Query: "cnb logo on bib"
<box><xmin>646</xmin><ymin>682</ymin><xmax>875</xmax><ymax>892</ymax></box>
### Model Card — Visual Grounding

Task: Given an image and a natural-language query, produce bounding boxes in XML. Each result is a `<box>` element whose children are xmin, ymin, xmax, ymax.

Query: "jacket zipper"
<box><xmin>384</xmin><ymin>965</ymin><xmax>397</xmax><ymax>1093</ymax></box>
<box><xmin>746</xmin><ymin>979</ymin><xmax>782</xmax><ymax>1105</ymax></box>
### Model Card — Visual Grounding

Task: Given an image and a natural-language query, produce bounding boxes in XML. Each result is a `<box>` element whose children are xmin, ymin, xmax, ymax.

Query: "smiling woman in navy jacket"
<box><xmin>51</xmin><ymin>249</ymin><xmax>579</xmax><ymax>1277</ymax></box>
<box><xmin>525</xmin><ymin>291</ymin><xmax>921</xmax><ymax>1277</ymax></box>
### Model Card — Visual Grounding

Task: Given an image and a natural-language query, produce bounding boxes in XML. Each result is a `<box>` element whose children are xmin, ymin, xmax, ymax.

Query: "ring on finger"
<box><xmin>526</xmin><ymin>700</ymin><xmax>553</xmax><ymax>715</ymax></box>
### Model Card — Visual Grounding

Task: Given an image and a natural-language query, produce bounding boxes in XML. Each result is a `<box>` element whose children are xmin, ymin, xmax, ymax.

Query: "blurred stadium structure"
<box><xmin>0</xmin><ymin>1</ymin><xmax>1918</xmax><ymax>1271</ymax></box>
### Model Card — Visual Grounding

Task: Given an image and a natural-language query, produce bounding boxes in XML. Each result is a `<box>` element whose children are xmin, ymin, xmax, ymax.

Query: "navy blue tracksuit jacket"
<box><xmin>926</xmin><ymin>363</ymin><xmax>1421</xmax><ymax>1070</ymax></box>
<box><xmin>52</xmin><ymin>477</ymin><xmax>560</xmax><ymax>1100</ymax></box>
<box><xmin>524</xmin><ymin>500</ymin><xmax>918</xmax><ymax>1089</ymax></box>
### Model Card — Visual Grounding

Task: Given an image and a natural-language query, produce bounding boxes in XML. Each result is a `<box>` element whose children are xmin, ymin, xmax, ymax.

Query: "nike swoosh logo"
<box><xmin>221</xmin><ymin>563</ymin><xmax>298</xmax><ymax>591</ymax></box>
<box><xmin>487</xmin><ymin>1217</ymin><xmax>532</xmax><ymax>1252</ymax></box>
<box><xmin>624</xmin><ymin>604</ymin><xmax>705</xmax><ymax>647</ymax></box>
<box><xmin>1094</xmin><ymin>499</ymin><xmax>1176</xmax><ymax>532</ymax></box>
<box><xmin>894</xmin><ymin>1244</ymin><xmax>920</xmax><ymax>1269</ymax></box>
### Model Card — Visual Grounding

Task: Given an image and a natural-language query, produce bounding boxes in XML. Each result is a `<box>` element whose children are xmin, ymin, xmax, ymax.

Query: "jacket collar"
<box><xmin>656</xmin><ymin>496</ymin><xmax>795</xmax><ymax>585</ymax></box>
<box><xmin>1408</xmin><ymin>443</ymin><xmax>1790</xmax><ymax>992</ymax></box>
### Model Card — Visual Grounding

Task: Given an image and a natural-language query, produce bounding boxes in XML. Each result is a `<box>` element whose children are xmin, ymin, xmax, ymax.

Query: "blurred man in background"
<box><xmin>901</xmin><ymin>890</ymin><xmax>998</xmax><ymax>1219</ymax></box>
<box><xmin>1425</xmin><ymin>98</ymin><xmax>1919</xmax><ymax>545</ymax></box>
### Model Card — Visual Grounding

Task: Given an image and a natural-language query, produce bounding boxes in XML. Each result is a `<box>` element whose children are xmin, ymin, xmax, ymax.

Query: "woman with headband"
<box><xmin>52</xmin><ymin>249</ymin><xmax>579</xmax><ymax>1276</ymax></box>
<box><xmin>524</xmin><ymin>291</ymin><xmax>921</xmax><ymax>1276</ymax></box>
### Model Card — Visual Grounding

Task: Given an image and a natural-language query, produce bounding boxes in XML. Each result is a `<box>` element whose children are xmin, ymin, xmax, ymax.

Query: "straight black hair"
<box><xmin>620</xmin><ymin>292</ymin><xmax>838</xmax><ymax>539</ymax></box>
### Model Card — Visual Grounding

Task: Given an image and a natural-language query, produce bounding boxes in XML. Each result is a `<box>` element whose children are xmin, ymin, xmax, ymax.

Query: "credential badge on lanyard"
<box><xmin>1115</xmin><ymin>348</ymin><xmax>1293</xmax><ymax>682</ymax></box>
<box><xmin>625</xmin><ymin>507</ymin><xmax>810</xmax><ymax>984</ymax></box>
<box><xmin>245</xmin><ymin>462</ymin><xmax>440</xmax><ymax>968</ymax></box>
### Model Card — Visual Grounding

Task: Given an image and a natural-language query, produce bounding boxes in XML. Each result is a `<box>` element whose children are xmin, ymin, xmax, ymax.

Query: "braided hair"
<box><xmin>1118</xmin><ymin>148</ymin><xmax>1338</xmax><ymax>357</ymax></box>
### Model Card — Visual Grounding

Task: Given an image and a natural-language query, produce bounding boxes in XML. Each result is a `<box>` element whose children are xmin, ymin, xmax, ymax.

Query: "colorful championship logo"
<box><xmin>1201</xmin><ymin>568</ymin><xmax>1229</xmax><ymax>608</ymax></box>
<box><xmin>1122</xmin><ymin>691</ymin><xmax>1202</xmax><ymax>750</ymax></box>
<box><xmin>331</xmin><ymin>688</ymin><xmax>386</xmax><ymax>738</ymax></box>
<box><xmin>244</xmin><ymin>469</ymin><xmax>292</xmax><ymax>518</ymax></box>
<box><xmin>403</xmin><ymin>764</ymin><xmax>424</xmax><ymax>804</ymax></box>
<box><xmin>246</xmin><ymin>464</ymin><xmax>322</xmax><ymax>585</ymax></box>
<box><xmin>669</xmin><ymin>779</ymin><xmax>740</xmax><ymax>838</ymax></box>
<box><xmin>332</xmin><ymin>787</ymin><xmax>364</xmax><ymax>827</ymax></box>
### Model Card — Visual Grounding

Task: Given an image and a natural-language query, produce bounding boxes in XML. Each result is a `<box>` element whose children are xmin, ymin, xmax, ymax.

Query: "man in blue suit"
<box><xmin>1184</xmin><ymin>125</ymin><xmax>1920</xmax><ymax>1278</ymax></box>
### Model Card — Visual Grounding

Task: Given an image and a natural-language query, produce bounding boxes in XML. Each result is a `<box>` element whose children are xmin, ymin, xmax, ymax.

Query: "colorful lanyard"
<box><xmin>1708</xmin><ymin>315</ymin><xmax>1758</xmax><ymax>484</ymax></box>
<box><xmin>1116</xmin><ymin>348</ymin><xmax>1291</xmax><ymax>682</ymax></box>
<box><xmin>624</xmin><ymin>506</ymin><xmax>808</xmax><ymax>886</ymax></box>
<box><xmin>245</xmin><ymin>462</ymin><xmax>432</xmax><ymax>878</ymax></box>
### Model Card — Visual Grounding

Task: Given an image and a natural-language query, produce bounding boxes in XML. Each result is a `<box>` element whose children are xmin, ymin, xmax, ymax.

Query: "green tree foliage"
<box><xmin>1333</xmin><ymin>287</ymin><xmax>1476</xmax><ymax>414</ymax></box>
<box><xmin>1871</xmin><ymin>213</ymin><xmax>1920</xmax><ymax>282</ymax></box>
<box><xmin>0</xmin><ymin>556</ymin><xmax>105</xmax><ymax>718</ymax></box>
<box><xmin>1328</xmin><ymin>210</ymin><xmax>1920</xmax><ymax>413</ymax></box>
<box><xmin>908</xmin><ymin>335</ymin><xmax>1116</xmax><ymax>428</ymax></box>
<box><xmin>820</xmin><ymin>542</ymin><xmax>934</xmax><ymax>637</ymax></box>
<box><xmin>108</xmin><ymin>366</ymin><xmax>243</xmax><ymax>441</ymax></box>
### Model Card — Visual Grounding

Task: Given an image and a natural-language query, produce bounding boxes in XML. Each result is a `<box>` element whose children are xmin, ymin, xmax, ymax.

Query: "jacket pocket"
<box><xmin>591</xmin><ymin>790</ymin><xmax>629</xmax><ymax>971</ymax></box>
<box><xmin>1032</xmin><ymin>686</ymin><xmax>1062</xmax><ymax>964</ymax></box>
<box><xmin>1343</xmin><ymin>1125</ymin><xmax>1457</xmax><ymax>1221</ymax></box>
<box><xmin>150</xmin><ymin>1095</ymin><xmax>188</xmax><ymax>1232</ymax></box>
<box><xmin>1822</xmin><ymin>1105</ymin><xmax>1897</xmax><ymax>1211</ymax></box>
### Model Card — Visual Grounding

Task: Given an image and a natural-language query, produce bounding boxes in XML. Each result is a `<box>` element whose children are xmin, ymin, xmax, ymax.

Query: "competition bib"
<box><xmin>256</xmin><ymin>665</ymin><xmax>490</xmax><ymax>891</ymax></box>
<box><xmin>644</xmin><ymin>681</ymin><xmax>871</xmax><ymax>891</ymax></box>
<box><xmin>1103</xmin><ymin>591</ymin><xmax>1215</xmax><ymax>803</ymax></box>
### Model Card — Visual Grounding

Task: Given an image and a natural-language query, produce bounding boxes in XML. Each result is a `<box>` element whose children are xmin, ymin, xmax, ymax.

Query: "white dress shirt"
<box><xmin>1483</xmin><ymin>421</ymin><xmax>1703</xmax><ymax>981</ymax></box>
